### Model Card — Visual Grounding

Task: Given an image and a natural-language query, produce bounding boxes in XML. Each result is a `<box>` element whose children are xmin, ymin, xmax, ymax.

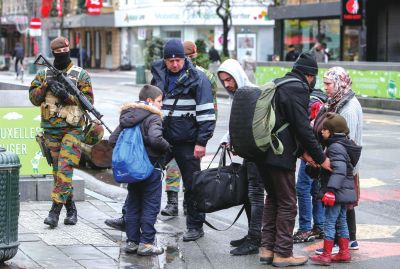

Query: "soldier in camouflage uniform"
<box><xmin>160</xmin><ymin>40</ymin><xmax>218</xmax><ymax>216</ymax></box>
<box><xmin>29</xmin><ymin>36</ymin><xmax>93</xmax><ymax>228</ymax></box>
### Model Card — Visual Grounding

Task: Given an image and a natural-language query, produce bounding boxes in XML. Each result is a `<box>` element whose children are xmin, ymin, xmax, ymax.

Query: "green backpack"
<box><xmin>229</xmin><ymin>78</ymin><xmax>303</xmax><ymax>161</ymax></box>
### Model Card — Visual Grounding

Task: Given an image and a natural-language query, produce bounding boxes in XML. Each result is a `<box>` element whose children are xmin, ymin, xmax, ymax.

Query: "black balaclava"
<box><xmin>53</xmin><ymin>51</ymin><xmax>71</xmax><ymax>70</ymax></box>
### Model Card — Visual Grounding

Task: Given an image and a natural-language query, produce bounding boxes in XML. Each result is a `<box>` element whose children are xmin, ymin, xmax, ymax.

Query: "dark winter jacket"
<box><xmin>13</xmin><ymin>43</ymin><xmax>24</xmax><ymax>59</ymax></box>
<box><xmin>260</xmin><ymin>71</ymin><xmax>326</xmax><ymax>171</ymax></box>
<box><xmin>318</xmin><ymin>134</ymin><xmax>362</xmax><ymax>204</ymax></box>
<box><xmin>109</xmin><ymin>102</ymin><xmax>170</xmax><ymax>166</ymax></box>
<box><xmin>151</xmin><ymin>58</ymin><xmax>216</xmax><ymax>146</ymax></box>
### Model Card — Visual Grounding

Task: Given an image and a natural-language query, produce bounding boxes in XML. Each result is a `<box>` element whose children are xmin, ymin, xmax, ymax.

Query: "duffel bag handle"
<box><xmin>204</xmin><ymin>205</ymin><xmax>245</xmax><ymax>231</ymax></box>
<box><xmin>207</xmin><ymin>145</ymin><xmax>228</xmax><ymax>169</ymax></box>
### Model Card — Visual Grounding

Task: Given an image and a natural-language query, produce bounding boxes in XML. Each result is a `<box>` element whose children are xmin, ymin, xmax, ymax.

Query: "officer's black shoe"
<box><xmin>183</xmin><ymin>228</ymin><xmax>204</xmax><ymax>242</ymax></box>
<box><xmin>104</xmin><ymin>217</ymin><xmax>126</xmax><ymax>232</ymax></box>
<box><xmin>161</xmin><ymin>191</ymin><xmax>178</xmax><ymax>216</ymax></box>
<box><xmin>44</xmin><ymin>202</ymin><xmax>63</xmax><ymax>228</ymax></box>
<box><xmin>230</xmin><ymin>237</ymin><xmax>260</xmax><ymax>256</ymax></box>
<box><xmin>230</xmin><ymin>235</ymin><xmax>248</xmax><ymax>247</ymax></box>
<box><xmin>64</xmin><ymin>199</ymin><xmax>78</xmax><ymax>225</ymax></box>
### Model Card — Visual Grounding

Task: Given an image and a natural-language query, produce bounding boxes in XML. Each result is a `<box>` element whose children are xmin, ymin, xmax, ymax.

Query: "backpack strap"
<box><xmin>274</xmin><ymin>77</ymin><xmax>305</xmax><ymax>88</ymax></box>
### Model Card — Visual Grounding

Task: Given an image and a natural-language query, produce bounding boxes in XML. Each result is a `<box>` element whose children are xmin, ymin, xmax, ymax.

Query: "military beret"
<box><xmin>50</xmin><ymin>37</ymin><xmax>70</xmax><ymax>51</ymax></box>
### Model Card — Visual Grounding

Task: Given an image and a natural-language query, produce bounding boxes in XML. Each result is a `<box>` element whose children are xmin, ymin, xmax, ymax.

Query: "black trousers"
<box><xmin>243</xmin><ymin>161</ymin><xmax>265</xmax><ymax>240</ymax></box>
<box><xmin>166</xmin><ymin>142</ymin><xmax>204</xmax><ymax>229</ymax></box>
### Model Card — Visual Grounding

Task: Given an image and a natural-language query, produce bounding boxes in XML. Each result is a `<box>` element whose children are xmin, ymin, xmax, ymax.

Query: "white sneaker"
<box><xmin>124</xmin><ymin>241</ymin><xmax>139</xmax><ymax>253</ymax></box>
<box><xmin>137</xmin><ymin>243</ymin><xmax>164</xmax><ymax>256</ymax></box>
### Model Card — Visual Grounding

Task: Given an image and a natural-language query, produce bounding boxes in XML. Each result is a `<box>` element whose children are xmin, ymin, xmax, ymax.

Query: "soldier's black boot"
<box><xmin>161</xmin><ymin>191</ymin><xmax>178</xmax><ymax>216</ymax></box>
<box><xmin>44</xmin><ymin>202</ymin><xmax>63</xmax><ymax>228</ymax></box>
<box><xmin>64</xmin><ymin>199</ymin><xmax>78</xmax><ymax>225</ymax></box>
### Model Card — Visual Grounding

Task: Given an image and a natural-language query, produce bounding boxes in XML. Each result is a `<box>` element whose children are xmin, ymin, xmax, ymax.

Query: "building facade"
<box><xmin>115</xmin><ymin>0</ymin><xmax>275</xmax><ymax>68</ymax></box>
<box><xmin>269</xmin><ymin>0</ymin><xmax>400</xmax><ymax>62</ymax></box>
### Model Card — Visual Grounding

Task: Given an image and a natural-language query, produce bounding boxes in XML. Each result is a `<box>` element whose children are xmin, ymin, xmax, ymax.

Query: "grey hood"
<box><xmin>217</xmin><ymin>59</ymin><xmax>257</xmax><ymax>96</ymax></box>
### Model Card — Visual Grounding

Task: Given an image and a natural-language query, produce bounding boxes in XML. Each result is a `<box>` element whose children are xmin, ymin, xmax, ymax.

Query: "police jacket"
<box><xmin>318</xmin><ymin>134</ymin><xmax>361</xmax><ymax>204</ymax></box>
<box><xmin>261</xmin><ymin>70</ymin><xmax>326</xmax><ymax>171</ymax></box>
<box><xmin>151</xmin><ymin>59</ymin><xmax>216</xmax><ymax>146</ymax></box>
<box><xmin>109</xmin><ymin>102</ymin><xmax>170</xmax><ymax>165</ymax></box>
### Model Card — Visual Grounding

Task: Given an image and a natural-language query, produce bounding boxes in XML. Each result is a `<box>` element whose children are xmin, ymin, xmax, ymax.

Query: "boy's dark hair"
<box><xmin>139</xmin><ymin>85</ymin><xmax>163</xmax><ymax>101</ymax></box>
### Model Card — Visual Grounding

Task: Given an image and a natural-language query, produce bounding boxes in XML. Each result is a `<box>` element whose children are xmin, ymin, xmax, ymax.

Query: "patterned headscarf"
<box><xmin>324</xmin><ymin>66</ymin><xmax>352</xmax><ymax>108</ymax></box>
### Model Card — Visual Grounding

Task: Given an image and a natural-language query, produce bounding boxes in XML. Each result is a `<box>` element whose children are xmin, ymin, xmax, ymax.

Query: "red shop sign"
<box><xmin>86</xmin><ymin>0</ymin><xmax>103</xmax><ymax>16</ymax></box>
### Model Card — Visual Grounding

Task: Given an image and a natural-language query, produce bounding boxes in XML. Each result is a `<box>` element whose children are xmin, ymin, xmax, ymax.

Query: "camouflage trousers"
<box><xmin>44</xmin><ymin>128</ymin><xmax>83</xmax><ymax>204</ymax></box>
<box><xmin>165</xmin><ymin>158</ymin><xmax>182</xmax><ymax>193</ymax></box>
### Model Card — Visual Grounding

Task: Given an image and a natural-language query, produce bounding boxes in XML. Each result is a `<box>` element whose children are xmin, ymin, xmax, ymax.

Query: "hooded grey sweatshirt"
<box><xmin>217</xmin><ymin>59</ymin><xmax>257</xmax><ymax>143</ymax></box>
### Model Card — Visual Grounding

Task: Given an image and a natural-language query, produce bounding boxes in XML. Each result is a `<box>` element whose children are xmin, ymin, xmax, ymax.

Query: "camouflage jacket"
<box><xmin>29</xmin><ymin>62</ymin><xmax>93</xmax><ymax>129</ymax></box>
<box><xmin>196</xmin><ymin>65</ymin><xmax>218</xmax><ymax>117</ymax></box>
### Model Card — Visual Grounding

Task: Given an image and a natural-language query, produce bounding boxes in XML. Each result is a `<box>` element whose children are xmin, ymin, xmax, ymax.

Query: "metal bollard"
<box><xmin>0</xmin><ymin>147</ymin><xmax>21</xmax><ymax>262</ymax></box>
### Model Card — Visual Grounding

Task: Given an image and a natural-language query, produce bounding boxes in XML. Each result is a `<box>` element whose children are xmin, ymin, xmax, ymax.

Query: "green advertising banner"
<box><xmin>0</xmin><ymin>107</ymin><xmax>52</xmax><ymax>176</ymax></box>
<box><xmin>256</xmin><ymin>66</ymin><xmax>400</xmax><ymax>99</ymax></box>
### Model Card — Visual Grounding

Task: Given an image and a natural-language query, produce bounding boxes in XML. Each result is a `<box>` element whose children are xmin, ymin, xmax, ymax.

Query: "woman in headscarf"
<box><xmin>312</xmin><ymin>66</ymin><xmax>363</xmax><ymax>258</ymax></box>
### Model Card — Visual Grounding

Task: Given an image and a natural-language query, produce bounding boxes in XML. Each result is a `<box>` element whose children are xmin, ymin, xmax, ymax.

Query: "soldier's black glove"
<box><xmin>48</xmin><ymin>80</ymin><xmax>69</xmax><ymax>101</ymax></box>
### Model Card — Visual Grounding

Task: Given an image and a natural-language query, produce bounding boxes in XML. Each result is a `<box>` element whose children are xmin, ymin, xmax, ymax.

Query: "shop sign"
<box><xmin>86</xmin><ymin>0</ymin><xmax>103</xmax><ymax>16</ymax></box>
<box><xmin>0</xmin><ymin>107</ymin><xmax>52</xmax><ymax>176</ymax></box>
<box><xmin>341</xmin><ymin>0</ymin><xmax>363</xmax><ymax>26</ymax></box>
<box><xmin>115</xmin><ymin>5</ymin><xmax>274</xmax><ymax>27</ymax></box>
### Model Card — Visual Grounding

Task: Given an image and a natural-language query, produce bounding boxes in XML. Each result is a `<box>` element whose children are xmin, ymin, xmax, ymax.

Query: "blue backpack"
<box><xmin>112</xmin><ymin>124</ymin><xmax>154</xmax><ymax>183</ymax></box>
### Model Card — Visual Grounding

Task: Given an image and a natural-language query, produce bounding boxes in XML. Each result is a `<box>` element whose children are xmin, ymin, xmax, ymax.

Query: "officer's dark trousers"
<box><xmin>125</xmin><ymin>169</ymin><xmax>162</xmax><ymax>244</ymax></box>
<box><xmin>166</xmin><ymin>143</ymin><xmax>204</xmax><ymax>229</ymax></box>
<box><xmin>256</xmin><ymin>164</ymin><xmax>297</xmax><ymax>258</ymax></box>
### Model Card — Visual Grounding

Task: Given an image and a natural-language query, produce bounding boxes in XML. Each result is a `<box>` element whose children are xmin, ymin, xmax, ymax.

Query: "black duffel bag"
<box><xmin>192</xmin><ymin>145</ymin><xmax>248</xmax><ymax>213</ymax></box>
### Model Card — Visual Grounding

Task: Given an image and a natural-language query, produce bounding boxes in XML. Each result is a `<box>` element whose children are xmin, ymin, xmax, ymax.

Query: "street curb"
<box><xmin>74</xmin><ymin>169</ymin><xmax>127</xmax><ymax>203</ymax></box>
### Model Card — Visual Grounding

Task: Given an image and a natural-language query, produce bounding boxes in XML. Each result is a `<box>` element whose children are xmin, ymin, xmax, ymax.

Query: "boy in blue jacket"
<box><xmin>109</xmin><ymin>85</ymin><xmax>170</xmax><ymax>256</ymax></box>
<box><xmin>310</xmin><ymin>112</ymin><xmax>361</xmax><ymax>265</ymax></box>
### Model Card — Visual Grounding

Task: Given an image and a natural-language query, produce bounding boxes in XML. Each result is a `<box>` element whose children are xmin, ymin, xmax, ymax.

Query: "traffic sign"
<box><xmin>30</xmin><ymin>18</ymin><xmax>42</xmax><ymax>29</ymax></box>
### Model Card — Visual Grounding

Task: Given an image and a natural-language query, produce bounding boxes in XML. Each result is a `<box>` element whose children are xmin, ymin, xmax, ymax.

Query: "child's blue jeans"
<box><xmin>125</xmin><ymin>169</ymin><xmax>162</xmax><ymax>244</ymax></box>
<box><xmin>324</xmin><ymin>203</ymin><xmax>349</xmax><ymax>240</ymax></box>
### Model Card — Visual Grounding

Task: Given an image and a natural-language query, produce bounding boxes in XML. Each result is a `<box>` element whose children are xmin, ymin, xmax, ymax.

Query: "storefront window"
<box><xmin>343</xmin><ymin>26</ymin><xmax>360</xmax><ymax>61</ymax></box>
<box><xmin>283</xmin><ymin>0</ymin><xmax>337</xmax><ymax>4</ymax></box>
<box><xmin>284</xmin><ymin>18</ymin><xmax>340</xmax><ymax>60</ymax></box>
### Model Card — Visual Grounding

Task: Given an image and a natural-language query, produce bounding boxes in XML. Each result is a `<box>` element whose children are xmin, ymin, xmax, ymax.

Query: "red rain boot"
<box><xmin>331</xmin><ymin>237</ymin><xmax>351</xmax><ymax>263</ymax></box>
<box><xmin>310</xmin><ymin>239</ymin><xmax>334</xmax><ymax>265</ymax></box>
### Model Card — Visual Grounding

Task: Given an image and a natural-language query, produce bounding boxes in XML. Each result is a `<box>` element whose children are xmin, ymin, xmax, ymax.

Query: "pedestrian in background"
<box><xmin>256</xmin><ymin>52</ymin><xmax>331</xmax><ymax>267</ymax></box>
<box><xmin>285</xmin><ymin>44</ymin><xmax>299</xmax><ymax>62</ymax></box>
<box><xmin>12</xmin><ymin>42</ymin><xmax>24</xmax><ymax>79</ymax></box>
<box><xmin>108</xmin><ymin>85</ymin><xmax>170</xmax><ymax>256</ymax></box>
<box><xmin>29</xmin><ymin>36</ymin><xmax>93</xmax><ymax>228</ymax></box>
<box><xmin>151</xmin><ymin>39</ymin><xmax>216</xmax><ymax>242</ymax></box>
<box><xmin>208</xmin><ymin>44</ymin><xmax>221</xmax><ymax>64</ymax></box>
<box><xmin>310</xmin><ymin>112</ymin><xmax>361</xmax><ymax>265</ymax></box>
<box><xmin>217</xmin><ymin>59</ymin><xmax>265</xmax><ymax>256</ymax></box>
<box><xmin>313</xmin><ymin>66</ymin><xmax>363</xmax><ymax>255</ymax></box>
<box><xmin>242</xmin><ymin>50</ymin><xmax>257</xmax><ymax>84</ymax></box>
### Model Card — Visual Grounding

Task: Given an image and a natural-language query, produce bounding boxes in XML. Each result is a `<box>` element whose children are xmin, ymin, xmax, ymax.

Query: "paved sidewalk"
<box><xmin>3</xmin><ymin>189</ymin><xmax>183</xmax><ymax>269</ymax></box>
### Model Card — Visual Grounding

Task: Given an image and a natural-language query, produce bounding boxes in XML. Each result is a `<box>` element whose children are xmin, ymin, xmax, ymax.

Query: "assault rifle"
<box><xmin>34</xmin><ymin>54</ymin><xmax>112</xmax><ymax>134</ymax></box>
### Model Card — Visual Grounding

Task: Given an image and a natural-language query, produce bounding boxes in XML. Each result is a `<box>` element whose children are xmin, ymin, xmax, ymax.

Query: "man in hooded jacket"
<box><xmin>29</xmin><ymin>36</ymin><xmax>93</xmax><ymax>228</ymax></box>
<box><xmin>217</xmin><ymin>59</ymin><xmax>265</xmax><ymax>256</ymax></box>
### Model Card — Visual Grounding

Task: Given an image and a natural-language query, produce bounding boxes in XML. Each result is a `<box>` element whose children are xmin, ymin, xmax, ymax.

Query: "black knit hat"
<box><xmin>163</xmin><ymin>39</ymin><xmax>185</xmax><ymax>59</ymax></box>
<box><xmin>323</xmin><ymin>112</ymin><xmax>350</xmax><ymax>135</ymax></box>
<box><xmin>292</xmin><ymin>51</ymin><xmax>318</xmax><ymax>76</ymax></box>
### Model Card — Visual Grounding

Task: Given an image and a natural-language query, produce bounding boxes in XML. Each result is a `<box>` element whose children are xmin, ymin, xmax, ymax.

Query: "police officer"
<box><xmin>29</xmin><ymin>36</ymin><xmax>94</xmax><ymax>228</ymax></box>
<box><xmin>151</xmin><ymin>39</ymin><xmax>216</xmax><ymax>241</ymax></box>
